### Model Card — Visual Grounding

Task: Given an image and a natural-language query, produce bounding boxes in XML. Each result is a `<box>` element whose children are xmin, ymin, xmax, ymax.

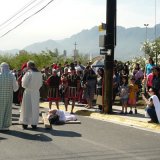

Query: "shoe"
<box><xmin>129</xmin><ymin>110</ymin><xmax>133</xmax><ymax>114</ymax></box>
<box><xmin>124</xmin><ymin>111</ymin><xmax>128</xmax><ymax>115</ymax></box>
<box><xmin>148</xmin><ymin>120</ymin><xmax>154</xmax><ymax>123</ymax></box>
<box><xmin>135</xmin><ymin>109</ymin><xmax>137</xmax><ymax>114</ymax></box>
<box><xmin>120</xmin><ymin>111</ymin><xmax>124</xmax><ymax>114</ymax></box>
<box><xmin>22</xmin><ymin>124</ymin><xmax>28</xmax><ymax>129</ymax></box>
<box><xmin>31</xmin><ymin>125</ymin><xmax>37</xmax><ymax>129</ymax></box>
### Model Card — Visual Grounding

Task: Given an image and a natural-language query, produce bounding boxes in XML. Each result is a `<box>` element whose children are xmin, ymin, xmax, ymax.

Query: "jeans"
<box><xmin>146</xmin><ymin>107</ymin><xmax>158</xmax><ymax>123</ymax></box>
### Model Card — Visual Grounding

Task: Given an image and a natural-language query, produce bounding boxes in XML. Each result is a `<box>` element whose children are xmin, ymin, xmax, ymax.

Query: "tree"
<box><xmin>141</xmin><ymin>37</ymin><xmax>160</xmax><ymax>62</ymax></box>
<box><xmin>0</xmin><ymin>50</ymin><xmax>90</xmax><ymax>70</ymax></box>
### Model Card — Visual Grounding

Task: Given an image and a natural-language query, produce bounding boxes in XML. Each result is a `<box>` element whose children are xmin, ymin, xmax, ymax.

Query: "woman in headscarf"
<box><xmin>82</xmin><ymin>65</ymin><xmax>97</xmax><ymax>109</ymax></box>
<box><xmin>96</xmin><ymin>68</ymin><xmax>104</xmax><ymax>111</ymax></box>
<box><xmin>0</xmin><ymin>62</ymin><xmax>19</xmax><ymax>131</ymax></box>
<box><xmin>19</xmin><ymin>61</ymin><xmax>42</xmax><ymax>129</ymax></box>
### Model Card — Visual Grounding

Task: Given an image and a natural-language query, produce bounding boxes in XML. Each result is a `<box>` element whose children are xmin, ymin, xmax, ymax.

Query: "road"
<box><xmin>0</xmin><ymin>105</ymin><xmax>160</xmax><ymax>160</ymax></box>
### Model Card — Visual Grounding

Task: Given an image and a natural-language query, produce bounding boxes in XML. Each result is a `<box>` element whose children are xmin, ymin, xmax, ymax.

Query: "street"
<box><xmin>0</xmin><ymin>105</ymin><xmax>160</xmax><ymax>160</ymax></box>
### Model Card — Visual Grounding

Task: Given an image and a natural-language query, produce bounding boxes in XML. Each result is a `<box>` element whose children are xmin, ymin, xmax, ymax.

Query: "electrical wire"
<box><xmin>0</xmin><ymin>0</ymin><xmax>54</xmax><ymax>38</ymax></box>
<box><xmin>0</xmin><ymin>0</ymin><xmax>39</xmax><ymax>28</ymax></box>
<box><xmin>0</xmin><ymin>0</ymin><xmax>47</xmax><ymax>31</ymax></box>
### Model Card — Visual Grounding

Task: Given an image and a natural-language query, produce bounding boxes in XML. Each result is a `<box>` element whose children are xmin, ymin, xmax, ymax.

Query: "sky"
<box><xmin>0</xmin><ymin>0</ymin><xmax>159</xmax><ymax>50</ymax></box>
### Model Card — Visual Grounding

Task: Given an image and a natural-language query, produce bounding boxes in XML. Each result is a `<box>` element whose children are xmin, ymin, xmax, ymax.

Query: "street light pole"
<box><xmin>144</xmin><ymin>24</ymin><xmax>149</xmax><ymax>42</ymax></box>
<box><xmin>155</xmin><ymin>0</ymin><xmax>158</xmax><ymax>66</ymax></box>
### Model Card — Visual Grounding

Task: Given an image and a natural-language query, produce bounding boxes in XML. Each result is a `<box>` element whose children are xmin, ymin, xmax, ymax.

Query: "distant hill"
<box><xmin>0</xmin><ymin>49</ymin><xmax>19</xmax><ymax>55</ymax></box>
<box><xmin>24</xmin><ymin>27</ymin><xmax>100</xmax><ymax>56</ymax></box>
<box><xmin>24</xmin><ymin>40</ymin><xmax>63</xmax><ymax>53</ymax></box>
<box><xmin>115</xmin><ymin>25</ymin><xmax>160</xmax><ymax>60</ymax></box>
<box><xmin>1</xmin><ymin>24</ymin><xmax>160</xmax><ymax>61</ymax></box>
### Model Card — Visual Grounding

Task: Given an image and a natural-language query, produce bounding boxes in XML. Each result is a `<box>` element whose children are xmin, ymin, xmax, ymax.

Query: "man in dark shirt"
<box><xmin>64</xmin><ymin>67</ymin><xmax>80</xmax><ymax>114</ymax></box>
<box><xmin>46</xmin><ymin>69</ymin><xmax>60</xmax><ymax>109</ymax></box>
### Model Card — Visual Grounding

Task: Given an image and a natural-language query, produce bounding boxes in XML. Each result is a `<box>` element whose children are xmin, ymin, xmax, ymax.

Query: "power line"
<box><xmin>0</xmin><ymin>0</ymin><xmax>55</xmax><ymax>38</ymax></box>
<box><xmin>0</xmin><ymin>0</ymin><xmax>39</xmax><ymax>28</ymax></box>
<box><xmin>0</xmin><ymin>0</ymin><xmax>47</xmax><ymax>31</ymax></box>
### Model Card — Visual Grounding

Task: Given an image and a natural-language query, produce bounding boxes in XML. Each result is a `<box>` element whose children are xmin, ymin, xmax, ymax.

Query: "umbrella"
<box><xmin>92</xmin><ymin>59</ymin><xmax>104</xmax><ymax>67</ymax></box>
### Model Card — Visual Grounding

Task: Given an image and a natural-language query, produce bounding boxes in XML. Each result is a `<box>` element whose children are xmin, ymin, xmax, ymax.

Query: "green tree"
<box><xmin>0</xmin><ymin>50</ymin><xmax>89</xmax><ymax>70</ymax></box>
<box><xmin>141</xmin><ymin>37</ymin><xmax>160</xmax><ymax>60</ymax></box>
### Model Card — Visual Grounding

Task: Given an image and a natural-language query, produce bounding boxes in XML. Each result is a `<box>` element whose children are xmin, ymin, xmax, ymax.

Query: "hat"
<box><xmin>0</xmin><ymin>62</ymin><xmax>10</xmax><ymax>73</ymax></box>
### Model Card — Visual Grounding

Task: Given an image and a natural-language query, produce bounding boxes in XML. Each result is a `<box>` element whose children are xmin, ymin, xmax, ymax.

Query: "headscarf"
<box><xmin>27</xmin><ymin>60</ymin><xmax>38</xmax><ymax>72</ymax></box>
<box><xmin>0</xmin><ymin>62</ymin><xmax>10</xmax><ymax>73</ymax></box>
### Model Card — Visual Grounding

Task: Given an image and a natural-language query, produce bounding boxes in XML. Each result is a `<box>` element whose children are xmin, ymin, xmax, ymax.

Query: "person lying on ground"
<box><xmin>47</xmin><ymin>109</ymin><xmax>77</xmax><ymax>125</ymax></box>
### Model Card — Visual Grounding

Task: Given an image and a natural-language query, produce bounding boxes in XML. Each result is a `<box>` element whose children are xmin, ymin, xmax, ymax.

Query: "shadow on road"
<box><xmin>33</xmin><ymin>127</ymin><xmax>82</xmax><ymax>138</ymax></box>
<box><xmin>2</xmin><ymin>130</ymin><xmax>52</xmax><ymax>142</ymax></box>
<box><xmin>75</xmin><ymin>110</ymin><xmax>92</xmax><ymax>116</ymax></box>
<box><xmin>0</xmin><ymin>137</ymin><xmax>7</xmax><ymax>141</ymax></box>
<box><xmin>50</xmin><ymin>129</ymin><xmax>82</xmax><ymax>137</ymax></box>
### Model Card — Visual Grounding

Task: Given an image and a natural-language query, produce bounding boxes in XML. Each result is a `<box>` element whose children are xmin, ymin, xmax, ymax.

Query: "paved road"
<box><xmin>0</xmin><ymin>105</ymin><xmax>160</xmax><ymax>160</ymax></box>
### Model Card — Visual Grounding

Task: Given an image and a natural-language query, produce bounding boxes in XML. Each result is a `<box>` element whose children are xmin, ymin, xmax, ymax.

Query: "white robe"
<box><xmin>19</xmin><ymin>70</ymin><xmax>42</xmax><ymax>125</ymax></box>
<box><xmin>56</xmin><ymin>110</ymin><xmax>77</xmax><ymax>122</ymax></box>
<box><xmin>150</xmin><ymin>95</ymin><xmax>160</xmax><ymax>123</ymax></box>
<box><xmin>48</xmin><ymin>110</ymin><xmax>77</xmax><ymax>123</ymax></box>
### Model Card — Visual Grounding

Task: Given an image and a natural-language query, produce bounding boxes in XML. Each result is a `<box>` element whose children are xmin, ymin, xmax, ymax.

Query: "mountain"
<box><xmin>24</xmin><ymin>40</ymin><xmax>63</xmax><ymax>53</ymax></box>
<box><xmin>2</xmin><ymin>24</ymin><xmax>160</xmax><ymax>61</ymax></box>
<box><xmin>24</xmin><ymin>27</ymin><xmax>99</xmax><ymax>56</ymax></box>
<box><xmin>0</xmin><ymin>49</ymin><xmax>19</xmax><ymax>55</ymax></box>
<box><xmin>23</xmin><ymin>24</ymin><xmax>160</xmax><ymax>60</ymax></box>
<box><xmin>115</xmin><ymin>25</ymin><xmax>160</xmax><ymax>60</ymax></box>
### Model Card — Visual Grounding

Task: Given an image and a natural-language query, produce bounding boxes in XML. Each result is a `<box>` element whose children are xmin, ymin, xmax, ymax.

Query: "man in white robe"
<box><xmin>0</xmin><ymin>62</ymin><xmax>19</xmax><ymax>131</ymax></box>
<box><xmin>19</xmin><ymin>61</ymin><xmax>42</xmax><ymax>129</ymax></box>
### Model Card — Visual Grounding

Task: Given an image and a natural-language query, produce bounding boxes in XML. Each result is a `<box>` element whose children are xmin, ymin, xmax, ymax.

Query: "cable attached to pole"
<box><xmin>0</xmin><ymin>0</ymin><xmax>55</xmax><ymax>38</ymax></box>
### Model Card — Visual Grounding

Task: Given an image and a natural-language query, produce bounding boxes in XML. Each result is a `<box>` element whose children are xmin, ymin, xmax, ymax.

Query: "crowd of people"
<box><xmin>0</xmin><ymin>57</ymin><xmax>160</xmax><ymax>131</ymax></box>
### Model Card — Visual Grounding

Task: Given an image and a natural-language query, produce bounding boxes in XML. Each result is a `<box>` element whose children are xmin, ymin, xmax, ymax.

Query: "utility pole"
<box><xmin>73</xmin><ymin>42</ymin><xmax>78</xmax><ymax>61</ymax></box>
<box><xmin>155</xmin><ymin>0</ymin><xmax>157</xmax><ymax>66</ymax></box>
<box><xmin>103</xmin><ymin>0</ymin><xmax>117</xmax><ymax>114</ymax></box>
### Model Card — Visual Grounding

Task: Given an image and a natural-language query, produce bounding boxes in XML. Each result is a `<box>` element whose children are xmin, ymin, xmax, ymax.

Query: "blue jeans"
<box><xmin>146</xmin><ymin>107</ymin><xmax>158</xmax><ymax>123</ymax></box>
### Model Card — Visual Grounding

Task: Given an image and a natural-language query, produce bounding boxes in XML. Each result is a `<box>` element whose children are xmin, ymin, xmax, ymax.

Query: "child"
<box><xmin>128</xmin><ymin>77</ymin><xmax>139</xmax><ymax>114</ymax></box>
<box><xmin>119</xmin><ymin>75</ymin><xmax>129</xmax><ymax>114</ymax></box>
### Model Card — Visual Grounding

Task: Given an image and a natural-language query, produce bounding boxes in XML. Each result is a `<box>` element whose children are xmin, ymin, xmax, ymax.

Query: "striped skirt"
<box><xmin>47</xmin><ymin>87</ymin><xmax>60</xmax><ymax>101</ymax></box>
<box><xmin>65</xmin><ymin>87</ymin><xmax>78</xmax><ymax>100</ymax></box>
